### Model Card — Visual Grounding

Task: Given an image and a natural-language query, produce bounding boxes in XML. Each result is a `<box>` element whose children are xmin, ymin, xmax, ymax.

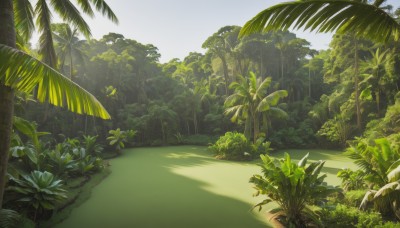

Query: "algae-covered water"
<box><xmin>55</xmin><ymin>146</ymin><xmax>355</xmax><ymax>228</ymax></box>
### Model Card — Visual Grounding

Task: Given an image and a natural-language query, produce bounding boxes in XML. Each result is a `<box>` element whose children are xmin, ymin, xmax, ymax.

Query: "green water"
<box><xmin>55</xmin><ymin>146</ymin><xmax>355</xmax><ymax>228</ymax></box>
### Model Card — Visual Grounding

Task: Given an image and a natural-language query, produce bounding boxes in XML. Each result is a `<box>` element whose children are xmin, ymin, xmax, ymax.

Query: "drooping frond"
<box><xmin>35</xmin><ymin>0</ymin><xmax>57</xmax><ymax>67</ymax></box>
<box><xmin>240</xmin><ymin>0</ymin><xmax>400</xmax><ymax>42</ymax></box>
<box><xmin>0</xmin><ymin>44</ymin><xmax>110</xmax><ymax>119</ymax></box>
<box><xmin>89</xmin><ymin>0</ymin><xmax>119</xmax><ymax>24</ymax></box>
<box><xmin>14</xmin><ymin>0</ymin><xmax>34</xmax><ymax>42</ymax></box>
<box><xmin>50</xmin><ymin>0</ymin><xmax>92</xmax><ymax>37</ymax></box>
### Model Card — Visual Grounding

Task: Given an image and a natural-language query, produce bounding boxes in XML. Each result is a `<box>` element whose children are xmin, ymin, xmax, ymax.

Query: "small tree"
<box><xmin>251</xmin><ymin>153</ymin><xmax>340</xmax><ymax>227</ymax></box>
<box><xmin>107</xmin><ymin>128</ymin><xmax>136</xmax><ymax>155</ymax></box>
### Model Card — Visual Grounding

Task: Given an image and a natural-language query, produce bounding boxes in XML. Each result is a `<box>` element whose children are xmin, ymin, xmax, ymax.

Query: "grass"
<box><xmin>53</xmin><ymin>146</ymin><xmax>355</xmax><ymax>228</ymax></box>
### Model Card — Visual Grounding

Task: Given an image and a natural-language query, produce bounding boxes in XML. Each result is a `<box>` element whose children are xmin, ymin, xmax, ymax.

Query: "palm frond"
<box><xmin>89</xmin><ymin>0</ymin><xmax>119</xmax><ymax>24</ymax></box>
<box><xmin>240</xmin><ymin>0</ymin><xmax>400</xmax><ymax>42</ymax></box>
<box><xmin>14</xmin><ymin>0</ymin><xmax>34</xmax><ymax>42</ymax></box>
<box><xmin>0</xmin><ymin>209</ymin><xmax>21</xmax><ymax>228</ymax></box>
<box><xmin>0</xmin><ymin>44</ymin><xmax>110</xmax><ymax>119</ymax></box>
<box><xmin>35</xmin><ymin>0</ymin><xmax>57</xmax><ymax>67</ymax></box>
<box><xmin>76</xmin><ymin>0</ymin><xmax>95</xmax><ymax>17</ymax></box>
<box><xmin>50</xmin><ymin>0</ymin><xmax>92</xmax><ymax>37</ymax></box>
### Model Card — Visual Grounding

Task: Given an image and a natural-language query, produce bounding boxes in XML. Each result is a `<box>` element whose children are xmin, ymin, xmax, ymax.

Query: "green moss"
<box><xmin>54</xmin><ymin>147</ymin><xmax>352</xmax><ymax>228</ymax></box>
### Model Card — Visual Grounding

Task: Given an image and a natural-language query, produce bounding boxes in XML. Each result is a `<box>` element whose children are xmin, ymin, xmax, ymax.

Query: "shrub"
<box><xmin>209</xmin><ymin>132</ymin><xmax>254</xmax><ymax>160</ymax></box>
<box><xmin>337</xmin><ymin>169</ymin><xmax>366</xmax><ymax>191</ymax></box>
<box><xmin>7</xmin><ymin>171</ymin><xmax>67</xmax><ymax>221</ymax></box>
<box><xmin>251</xmin><ymin>153</ymin><xmax>340</xmax><ymax>227</ymax></box>
<box><xmin>320</xmin><ymin>204</ymin><xmax>383</xmax><ymax>228</ymax></box>
<box><xmin>344</xmin><ymin>190</ymin><xmax>367</xmax><ymax>207</ymax></box>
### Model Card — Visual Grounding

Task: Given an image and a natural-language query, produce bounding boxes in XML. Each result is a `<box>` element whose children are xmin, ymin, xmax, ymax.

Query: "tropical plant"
<box><xmin>0</xmin><ymin>209</ymin><xmax>21</xmax><ymax>228</ymax></box>
<box><xmin>240</xmin><ymin>0</ymin><xmax>400</xmax><ymax>43</ymax></box>
<box><xmin>346</xmin><ymin>136</ymin><xmax>400</xmax><ymax>219</ymax></box>
<box><xmin>7</xmin><ymin>171</ymin><xmax>67</xmax><ymax>221</ymax></box>
<box><xmin>337</xmin><ymin>168</ymin><xmax>366</xmax><ymax>191</ymax></box>
<box><xmin>224</xmin><ymin>72</ymin><xmax>288</xmax><ymax>143</ymax></box>
<box><xmin>52</xmin><ymin>23</ymin><xmax>86</xmax><ymax>80</ymax></box>
<box><xmin>45</xmin><ymin>147</ymin><xmax>75</xmax><ymax>177</ymax></box>
<box><xmin>209</xmin><ymin>131</ymin><xmax>254</xmax><ymax>160</ymax></box>
<box><xmin>12</xmin><ymin>116</ymin><xmax>50</xmax><ymax>170</ymax></box>
<box><xmin>250</xmin><ymin>153</ymin><xmax>340</xmax><ymax>227</ymax></box>
<box><xmin>82</xmin><ymin>135</ymin><xmax>103</xmax><ymax>156</ymax></box>
<box><xmin>107</xmin><ymin>128</ymin><xmax>136</xmax><ymax>154</ymax></box>
<box><xmin>0</xmin><ymin>0</ymin><xmax>117</xmax><ymax>209</ymax></box>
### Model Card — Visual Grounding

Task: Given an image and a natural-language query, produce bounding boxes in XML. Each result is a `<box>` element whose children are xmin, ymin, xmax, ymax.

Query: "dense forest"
<box><xmin>2</xmin><ymin>0</ymin><xmax>400</xmax><ymax>227</ymax></box>
<box><xmin>17</xmin><ymin>22</ymin><xmax>400</xmax><ymax>150</ymax></box>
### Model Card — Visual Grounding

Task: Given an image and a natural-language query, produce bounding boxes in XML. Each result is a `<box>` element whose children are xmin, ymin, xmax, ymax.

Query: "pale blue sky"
<box><xmin>77</xmin><ymin>0</ymin><xmax>399</xmax><ymax>63</ymax></box>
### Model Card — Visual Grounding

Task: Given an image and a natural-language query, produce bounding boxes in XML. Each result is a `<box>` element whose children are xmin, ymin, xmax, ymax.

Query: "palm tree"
<box><xmin>240</xmin><ymin>0</ymin><xmax>400</xmax><ymax>43</ymax></box>
<box><xmin>0</xmin><ymin>0</ymin><xmax>117</xmax><ymax>208</ymax></box>
<box><xmin>202</xmin><ymin>26</ymin><xmax>235</xmax><ymax>95</ymax></box>
<box><xmin>225</xmin><ymin>72</ymin><xmax>287</xmax><ymax>143</ymax></box>
<box><xmin>360</xmin><ymin>48</ymin><xmax>392</xmax><ymax>116</ymax></box>
<box><xmin>52</xmin><ymin>23</ymin><xmax>86</xmax><ymax>80</ymax></box>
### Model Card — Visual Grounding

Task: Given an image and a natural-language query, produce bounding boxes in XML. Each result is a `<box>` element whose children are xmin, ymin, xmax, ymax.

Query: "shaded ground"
<box><xmin>54</xmin><ymin>146</ymin><xmax>354</xmax><ymax>228</ymax></box>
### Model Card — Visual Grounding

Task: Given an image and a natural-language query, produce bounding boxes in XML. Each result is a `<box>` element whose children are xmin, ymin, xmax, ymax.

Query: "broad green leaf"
<box><xmin>0</xmin><ymin>44</ymin><xmax>110</xmax><ymax>119</ymax></box>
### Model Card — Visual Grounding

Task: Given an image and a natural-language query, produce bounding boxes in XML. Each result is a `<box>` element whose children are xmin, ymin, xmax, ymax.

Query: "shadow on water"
<box><xmin>54</xmin><ymin>146</ymin><xmax>269</xmax><ymax>228</ymax></box>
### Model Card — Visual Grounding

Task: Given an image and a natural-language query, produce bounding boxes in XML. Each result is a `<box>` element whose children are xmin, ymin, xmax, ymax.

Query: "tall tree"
<box><xmin>52</xmin><ymin>23</ymin><xmax>85</xmax><ymax>80</ymax></box>
<box><xmin>202</xmin><ymin>26</ymin><xmax>236</xmax><ymax>95</ymax></box>
<box><xmin>0</xmin><ymin>0</ymin><xmax>117</xmax><ymax>208</ymax></box>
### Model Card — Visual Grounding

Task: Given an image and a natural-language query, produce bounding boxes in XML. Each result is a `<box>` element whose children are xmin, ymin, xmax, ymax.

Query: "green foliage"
<box><xmin>107</xmin><ymin>128</ymin><xmax>136</xmax><ymax>154</ymax></box>
<box><xmin>343</xmin><ymin>190</ymin><xmax>367</xmax><ymax>207</ymax></box>
<box><xmin>7</xmin><ymin>171</ymin><xmax>67</xmax><ymax>220</ymax></box>
<box><xmin>240</xmin><ymin>0</ymin><xmax>400</xmax><ymax>42</ymax></box>
<box><xmin>82</xmin><ymin>135</ymin><xmax>103</xmax><ymax>156</ymax></box>
<box><xmin>337</xmin><ymin>169</ymin><xmax>366</xmax><ymax>191</ymax></box>
<box><xmin>250</xmin><ymin>153</ymin><xmax>340</xmax><ymax>227</ymax></box>
<box><xmin>347</xmin><ymin>136</ymin><xmax>400</xmax><ymax>219</ymax></box>
<box><xmin>0</xmin><ymin>209</ymin><xmax>21</xmax><ymax>228</ymax></box>
<box><xmin>209</xmin><ymin>132</ymin><xmax>255</xmax><ymax>160</ymax></box>
<box><xmin>319</xmin><ymin>204</ymin><xmax>383</xmax><ymax>228</ymax></box>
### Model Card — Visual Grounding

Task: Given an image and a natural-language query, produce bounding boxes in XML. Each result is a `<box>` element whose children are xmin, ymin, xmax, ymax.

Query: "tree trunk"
<box><xmin>253</xmin><ymin>112</ymin><xmax>259</xmax><ymax>144</ymax></box>
<box><xmin>221</xmin><ymin>56</ymin><xmax>229</xmax><ymax>95</ymax></box>
<box><xmin>193</xmin><ymin>111</ymin><xmax>198</xmax><ymax>135</ymax></box>
<box><xmin>0</xmin><ymin>0</ymin><xmax>16</xmax><ymax>209</ymax></box>
<box><xmin>354</xmin><ymin>39</ymin><xmax>362</xmax><ymax>130</ymax></box>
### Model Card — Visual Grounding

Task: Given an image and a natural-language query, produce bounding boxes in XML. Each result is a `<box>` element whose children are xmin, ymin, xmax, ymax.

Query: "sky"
<box><xmin>52</xmin><ymin>0</ymin><xmax>400</xmax><ymax>63</ymax></box>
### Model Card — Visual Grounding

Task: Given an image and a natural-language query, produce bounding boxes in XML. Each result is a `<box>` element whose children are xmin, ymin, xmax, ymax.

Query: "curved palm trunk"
<box><xmin>354</xmin><ymin>39</ymin><xmax>362</xmax><ymax>129</ymax></box>
<box><xmin>0</xmin><ymin>0</ymin><xmax>16</xmax><ymax>208</ymax></box>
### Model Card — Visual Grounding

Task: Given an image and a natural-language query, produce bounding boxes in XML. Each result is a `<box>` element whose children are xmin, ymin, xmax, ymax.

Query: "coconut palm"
<box><xmin>52</xmin><ymin>23</ymin><xmax>86</xmax><ymax>80</ymax></box>
<box><xmin>225</xmin><ymin>72</ymin><xmax>288</xmax><ymax>143</ymax></box>
<box><xmin>240</xmin><ymin>0</ymin><xmax>400</xmax><ymax>43</ymax></box>
<box><xmin>0</xmin><ymin>0</ymin><xmax>117</xmax><ymax>208</ymax></box>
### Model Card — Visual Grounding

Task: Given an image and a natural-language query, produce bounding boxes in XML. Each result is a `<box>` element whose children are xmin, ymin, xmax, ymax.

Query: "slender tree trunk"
<box><xmin>244</xmin><ymin>117</ymin><xmax>251</xmax><ymax>140</ymax></box>
<box><xmin>0</xmin><ymin>0</ymin><xmax>16</xmax><ymax>209</ymax></box>
<box><xmin>308</xmin><ymin>61</ymin><xmax>311</xmax><ymax>98</ymax></box>
<box><xmin>221</xmin><ymin>56</ymin><xmax>229</xmax><ymax>95</ymax></box>
<box><xmin>253</xmin><ymin>112</ymin><xmax>259</xmax><ymax>144</ymax></box>
<box><xmin>69</xmin><ymin>50</ymin><xmax>73</xmax><ymax>80</ymax></box>
<box><xmin>160</xmin><ymin>120</ymin><xmax>165</xmax><ymax>144</ymax></box>
<box><xmin>376</xmin><ymin>90</ymin><xmax>381</xmax><ymax>117</ymax></box>
<box><xmin>354</xmin><ymin>39</ymin><xmax>362</xmax><ymax>130</ymax></box>
<box><xmin>193</xmin><ymin>111</ymin><xmax>198</xmax><ymax>135</ymax></box>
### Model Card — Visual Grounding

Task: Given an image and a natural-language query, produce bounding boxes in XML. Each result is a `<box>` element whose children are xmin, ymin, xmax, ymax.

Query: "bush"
<box><xmin>320</xmin><ymin>204</ymin><xmax>382</xmax><ymax>228</ymax></box>
<box><xmin>344</xmin><ymin>190</ymin><xmax>366</xmax><ymax>207</ymax></box>
<box><xmin>209</xmin><ymin>132</ymin><xmax>254</xmax><ymax>160</ymax></box>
